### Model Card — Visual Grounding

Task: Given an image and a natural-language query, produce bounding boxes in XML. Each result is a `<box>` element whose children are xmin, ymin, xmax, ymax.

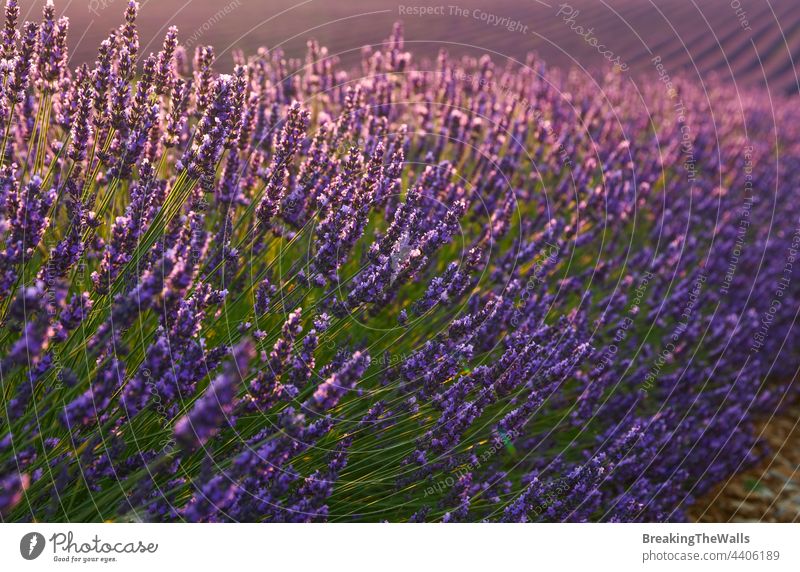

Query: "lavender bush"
<box><xmin>0</xmin><ymin>1</ymin><xmax>798</xmax><ymax>522</ymax></box>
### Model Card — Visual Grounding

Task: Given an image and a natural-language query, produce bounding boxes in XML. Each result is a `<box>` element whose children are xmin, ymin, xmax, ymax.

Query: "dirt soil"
<box><xmin>690</xmin><ymin>413</ymin><xmax>800</xmax><ymax>522</ymax></box>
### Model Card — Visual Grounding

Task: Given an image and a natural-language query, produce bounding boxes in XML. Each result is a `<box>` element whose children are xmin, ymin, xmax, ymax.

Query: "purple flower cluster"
<box><xmin>0</xmin><ymin>1</ymin><xmax>798</xmax><ymax>523</ymax></box>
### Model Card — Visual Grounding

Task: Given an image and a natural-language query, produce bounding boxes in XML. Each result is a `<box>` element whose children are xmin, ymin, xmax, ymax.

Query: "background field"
<box><xmin>26</xmin><ymin>0</ymin><xmax>800</xmax><ymax>94</ymax></box>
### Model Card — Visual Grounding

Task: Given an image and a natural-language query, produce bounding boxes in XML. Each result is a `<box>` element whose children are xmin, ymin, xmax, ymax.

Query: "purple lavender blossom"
<box><xmin>174</xmin><ymin>341</ymin><xmax>254</xmax><ymax>449</ymax></box>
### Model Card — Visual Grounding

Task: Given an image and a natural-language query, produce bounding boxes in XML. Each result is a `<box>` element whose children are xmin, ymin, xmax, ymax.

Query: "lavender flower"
<box><xmin>307</xmin><ymin>351</ymin><xmax>370</xmax><ymax>413</ymax></box>
<box><xmin>255</xmin><ymin>102</ymin><xmax>310</xmax><ymax>225</ymax></box>
<box><xmin>174</xmin><ymin>341</ymin><xmax>254</xmax><ymax>449</ymax></box>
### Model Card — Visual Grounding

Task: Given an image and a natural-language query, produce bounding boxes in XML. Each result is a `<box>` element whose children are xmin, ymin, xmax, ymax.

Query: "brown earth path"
<box><xmin>690</xmin><ymin>412</ymin><xmax>800</xmax><ymax>522</ymax></box>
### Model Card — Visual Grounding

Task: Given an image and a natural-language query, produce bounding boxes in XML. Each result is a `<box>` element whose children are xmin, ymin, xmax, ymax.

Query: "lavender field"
<box><xmin>54</xmin><ymin>0</ymin><xmax>800</xmax><ymax>95</ymax></box>
<box><xmin>0</xmin><ymin>0</ymin><xmax>799</xmax><ymax>523</ymax></box>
